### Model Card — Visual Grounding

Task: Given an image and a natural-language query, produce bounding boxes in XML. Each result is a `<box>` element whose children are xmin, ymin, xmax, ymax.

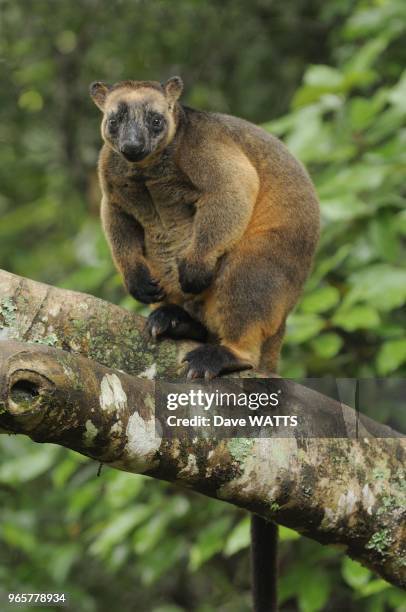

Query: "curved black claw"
<box><xmin>147</xmin><ymin>305</ymin><xmax>208</xmax><ymax>342</ymax></box>
<box><xmin>182</xmin><ymin>345</ymin><xmax>252</xmax><ymax>380</ymax></box>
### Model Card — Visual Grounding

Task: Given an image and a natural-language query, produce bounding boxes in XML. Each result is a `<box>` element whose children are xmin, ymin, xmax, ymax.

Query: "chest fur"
<box><xmin>108</xmin><ymin>155</ymin><xmax>198</xmax><ymax>226</ymax></box>
<box><xmin>105</xmin><ymin>154</ymin><xmax>200</xmax><ymax>294</ymax></box>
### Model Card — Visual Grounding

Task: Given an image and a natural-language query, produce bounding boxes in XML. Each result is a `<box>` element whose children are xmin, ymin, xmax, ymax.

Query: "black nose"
<box><xmin>120</xmin><ymin>141</ymin><xmax>145</xmax><ymax>161</ymax></box>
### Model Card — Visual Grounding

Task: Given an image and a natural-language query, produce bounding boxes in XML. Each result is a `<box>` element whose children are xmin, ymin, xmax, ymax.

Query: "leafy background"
<box><xmin>0</xmin><ymin>0</ymin><xmax>405</xmax><ymax>610</ymax></box>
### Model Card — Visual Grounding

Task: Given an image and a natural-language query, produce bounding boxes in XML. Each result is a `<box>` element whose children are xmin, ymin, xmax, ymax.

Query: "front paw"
<box><xmin>178</xmin><ymin>257</ymin><xmax>214</xmax><ymax>294</ymax></box>
<box><xmin>126</xmin><ymin>263</ymin><xmax>165</xmax><ymax>304</ymax></box>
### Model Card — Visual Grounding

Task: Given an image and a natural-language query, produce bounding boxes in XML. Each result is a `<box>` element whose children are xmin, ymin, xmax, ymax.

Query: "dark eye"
<box><xmin>108</xmin><ymin>117</ymin><xmax>118</xmax><ymax>130</ymax></box>
<box><xmin>151</xmin><ymin>115</ymin><xmax>164</xmax><ymax>131</ymax></box>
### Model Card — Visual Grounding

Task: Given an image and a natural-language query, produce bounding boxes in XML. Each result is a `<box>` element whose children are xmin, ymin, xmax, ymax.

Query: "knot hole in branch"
<box><xmin>7</xmin><ymin>369</ymin><xmax>55</xmax><ymax>416</ymax></box>
<box><xmin>10</xmin><ymin>379</ymin><xmax>40</xmax><ymax>404</ymax></box>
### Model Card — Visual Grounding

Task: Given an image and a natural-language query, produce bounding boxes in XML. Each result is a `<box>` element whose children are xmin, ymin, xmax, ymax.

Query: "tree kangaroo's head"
<box><xmin>89</xmin><ymin>77</ymin><xmax>183</xmax><ymax>163</ymax></box>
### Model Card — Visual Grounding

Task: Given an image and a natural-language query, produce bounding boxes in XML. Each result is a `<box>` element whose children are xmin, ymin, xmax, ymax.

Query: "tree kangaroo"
<box><xmin>91</xmin><ymin>76</ymin><xmax>320</xmax><ymax>612</ymax></box>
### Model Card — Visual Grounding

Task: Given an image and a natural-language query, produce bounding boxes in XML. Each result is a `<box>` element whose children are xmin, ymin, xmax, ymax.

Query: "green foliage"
<box><xmin>0</xmin><ymin>1</ymin><xmax>405</xmax><ymax>611</ymax></box>
<box><xmin>273</xmin><ymin>0</ymin><xmax>406</xmax><ymax>384</ymax></box>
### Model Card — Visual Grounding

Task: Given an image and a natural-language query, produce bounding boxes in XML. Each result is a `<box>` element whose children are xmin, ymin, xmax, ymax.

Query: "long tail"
<box><xmin>251</xmin><ymin>516</ymin><xmax>278</xmax><ymax>612</ymax></box>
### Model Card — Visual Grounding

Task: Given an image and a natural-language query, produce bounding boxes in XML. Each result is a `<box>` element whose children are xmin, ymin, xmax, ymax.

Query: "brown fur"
<box><xmin>91</xmin><ymin>77</ymin><xmax>320</xmax><ymax>374</ymax></box>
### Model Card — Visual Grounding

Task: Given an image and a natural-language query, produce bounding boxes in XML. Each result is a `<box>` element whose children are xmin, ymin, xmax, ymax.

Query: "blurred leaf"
<box><xmin>18</xmin><ymin>89</ymin><xmax>44</xmax><ymax>112</ymax></box>
<box><xmin>358</xmin><ymin>579</ymin><xmax>391</xmax><ymax>597</ymax></box>
<box><xmin>320</xmin><ymin>195</ymin><xmax>369</xmax><ymax>222</ymax></box>
<box><xmin>332</xmin><ymin>305</ymin><xmax>380</xmax><ymax>331</ymax></box>
<box><xmin>317</xmin><ymin>164</ymin><xmax>387</xmax><ymax>198</ymax></box>
<box><xmin>311</xmin><ymin>333</ymin><xmax>343</xmax><ymax>358</ymax></box>
<box><xmin>368</xmin><ymin>217</ymin><xmax>400</xmax><ymax>263</ymax></box>
<box><xmin>140</xmin><ymin>539</ymin><xmax>185</xmax><ymax>585</ymax></box>
<box><xmin>0</xmin><ymin>446</ymin><xmax>58</xmax><ymax>483</ymax></box>
<box><xmin>341</xmin><ymin>557</ymin><xmax>371</xmax><ymax>589</ymax></box>
<box><xmin>297</xmin><ymin>568</ymin><xmax>331</xmax><ymax>612</ymax></box>
<box><xmin>308</xmin><ymin>245</ymin><xmax>351</xmax><ymax>289</ymax></box>
<box><xmin>189</xmin><ymin>516</ymin><xmax>232</xmax><ymax>571</ymax></box>
<box><xmin>224</xmin><ymin>517</ymin><xmax>250</xmax><ymax>556</ymax></box>
<box><xmin>59</xmin><ymin>264</ymin><xmax>112</xmax><ymax>292</ymax></box>
<box><xmin>286</xmin><ymin>107</ymin><xmax>333</xmax><ymax>161</ymax></box>
<box><xmin>91</xmin><ymin>506</ymin><xmax>150</xmax><ymax>557</ymax></box>
<box><xmin>349</xmin><ymin>92</ymin><xmax>387</xmax><ymax>130</ymax></box>
<box><xmin>301</xmin><ymin>286</ymin><xmax>340</xmax><ymax>313</ymax></box>
<box><xmin>299</xmin><ymin>583</ymin><xmax>330</xmax><ymax>612</ymax></box>
<box><xmin>49</xmin><ymin>544</ymin><xmax>79</xmax><ymax>583</ymax></box>
<box><xmin>343</xmin><ymin>265</ymin><xmax>406</xmax><ymax>312</ymax></box>
<box><xmin>2</xmin><ymin>522</ymin><xmax>37</xmax><ymax>553</ymax></box>
<box><xmin>104</xmin><ymin>472</ymin><xmax>145</xmax><ymax>509</ymax></box>
<box><xmin>376</xmin><ymin>339</ymin><xmax>406</xmax><ymax>375</ymax></box>
<box><xmin>396</xmin><ymin>210</ymin><xmax>406</xmax><ymax>235</ymax></box>
<box><xmin>279</xmin><ymin>526</ymin><xmax>301</xmax><ymax>542</ymax></box>
<box><xmin>52</xmin><ymin>455</ymin><xmax>83</xmax><ymax>488</ymax></box>
<box><xmin>134</xmin><ymin>496</ymin><xmax>189</xmax><ymax>555</ymax></box>
<box><xmin>286</xmin><ymin>314</ymin><xmax>325</xmax><ymax>344</ymax></box>
<box><xmin>388</xmin><ymin>70</ymin><xmax>406</xmax><ymax>111</ymax></box>
<box><xmin>343</xmin><ymin>36</ymin><xmax>388</xmax><ymax>76</ymax></box>
<box><xmin>293</xmin><ymin>65</ymin><xmax>345</xmax><ymax>106</ymax></box>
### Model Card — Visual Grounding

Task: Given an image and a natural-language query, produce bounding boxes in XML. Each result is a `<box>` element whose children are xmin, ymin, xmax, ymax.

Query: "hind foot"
<box><xmin>147</xmin><ymin>304</ymin><xmax>208</xmax><ymax>342</ymax></box>
<box><xmin>182</xmin><ymin>344</ymin><xmax>252</xmax><ymax>380</ymax></box>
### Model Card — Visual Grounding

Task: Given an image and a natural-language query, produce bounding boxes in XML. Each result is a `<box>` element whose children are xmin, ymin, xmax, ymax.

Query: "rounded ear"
<box><xmin>89</xmin><ymin>81</ymin><xmax>110</xmax><ymax>110</ymax></box>
<box><xmin>164</xmin><ymin>76</ymin><xmax>183</xmax><ymax>106</ymax></box>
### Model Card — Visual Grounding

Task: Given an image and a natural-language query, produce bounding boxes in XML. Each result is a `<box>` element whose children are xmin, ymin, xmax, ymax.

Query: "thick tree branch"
<box><xmin>0</xmin><ymin>269</ymin><xmax>405</xmax><ymax>588</ymax></box>
<box><xmin>0</xmin><ymin>268</ymin><xmax>191</xmax><ymax>377</ymax></box>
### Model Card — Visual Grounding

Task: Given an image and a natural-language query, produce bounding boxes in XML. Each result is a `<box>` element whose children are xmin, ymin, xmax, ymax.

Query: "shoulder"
<box><xmin>181</xmin><ymin>106</ymin><xmax>275</xmax><ymax>143</ymax></box>
<box><xmin>176</xmin><ymin>107</ymin><xmax>259</xmax><ymax>189</ymax></box>
<box><xmin>177</xmin><ymin>105</ymin><xmax>283</xmax><ymax>166</ymax></box>
<box><xmin>177</xmin><ymin>106</ymin><xmax>247</xmax><ymax>161</ymax></box>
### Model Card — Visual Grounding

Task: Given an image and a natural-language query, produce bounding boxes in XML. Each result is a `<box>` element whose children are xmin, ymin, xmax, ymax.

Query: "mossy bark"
<box><xmin>0</xmin><ymin>269</ymin><xmax>186</xmax><ymax>377</ymax></box>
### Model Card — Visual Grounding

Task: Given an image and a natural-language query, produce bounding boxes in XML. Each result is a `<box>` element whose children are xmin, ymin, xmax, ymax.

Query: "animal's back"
<box><xmin>181</xmin><ymin>106</ymin><xmax>319</xmax><ymax>244</ymax></box>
